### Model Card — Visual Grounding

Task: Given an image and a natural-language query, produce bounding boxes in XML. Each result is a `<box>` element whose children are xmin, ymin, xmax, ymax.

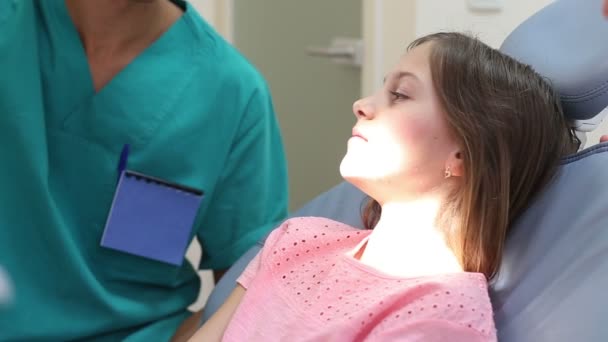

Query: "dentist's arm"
<box><xmin>188</xmin><ymin>286</ymin><xmax>246</xmax><ymax>342</ymax></box>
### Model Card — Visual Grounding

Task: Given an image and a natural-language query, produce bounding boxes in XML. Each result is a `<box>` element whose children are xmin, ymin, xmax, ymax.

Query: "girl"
<box><xmin>191</xmin><ymin>32</ymin><xmax>579</xmax><ymax>341</ymax></box>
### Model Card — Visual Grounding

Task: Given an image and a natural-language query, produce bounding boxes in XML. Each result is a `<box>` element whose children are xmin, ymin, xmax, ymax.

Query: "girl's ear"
<box><xmin>447</xmin><ymin>151</ymin><xmax>464</xmax><ymax>177</ymax></box>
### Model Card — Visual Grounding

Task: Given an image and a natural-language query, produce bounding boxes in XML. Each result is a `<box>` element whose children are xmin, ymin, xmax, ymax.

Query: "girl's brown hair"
<box><xmin>362</xmin><ymin>32</ymin><xmax>579</xmax><ymax>279</ymax></box>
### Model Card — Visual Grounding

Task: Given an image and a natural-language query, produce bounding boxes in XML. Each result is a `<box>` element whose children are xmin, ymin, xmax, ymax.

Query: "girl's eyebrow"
<box><xmin>383</xmin><ymin>71</ymin><xmax>421</xmax><ymax>84</ymax></box>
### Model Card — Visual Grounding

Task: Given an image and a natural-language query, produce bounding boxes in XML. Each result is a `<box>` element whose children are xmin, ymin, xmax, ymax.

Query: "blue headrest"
<box><xmin>500</xmin><ymin>0</ymin><xmax>608</xmax><ymax>130</ymax></box>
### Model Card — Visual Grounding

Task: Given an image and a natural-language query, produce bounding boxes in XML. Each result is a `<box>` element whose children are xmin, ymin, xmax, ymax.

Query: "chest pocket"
<box><xmin>45</xmin><ymin>56</ymin><xmax>208</xmax><ymax>287</ymax></box>
<box><xmin>41</xmin><ymin>13</ymin><xmax>213</xmax><ymax>286</ymax></box>
<box><xmin>47</xmin><ymin>129</ymin><xmax>203</xmax><ymax>287</ymax></box>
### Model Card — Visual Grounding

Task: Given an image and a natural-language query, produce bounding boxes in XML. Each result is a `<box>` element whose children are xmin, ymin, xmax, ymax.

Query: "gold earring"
<box><xmin>444</xmin><ymin>167</ymin><xmax>452</xmax><ymax>179</ymax></box>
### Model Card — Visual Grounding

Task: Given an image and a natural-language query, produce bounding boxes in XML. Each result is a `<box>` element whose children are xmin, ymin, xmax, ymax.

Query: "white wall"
<box><xmin>187</xmin><ymin>0</ymin><xmax>233</xmax><ymax>42</ymax></box>
<box><xmin>362</xmin><ymin>0</ymin><xmax>555</xmax><ymax>95</ymax></box>
<box><xmin>362</xmin><ymin>0</ymin><xmax>416</xmax><ymax>96</ymax></box>
<box><xmin>415</xmin><ymin>0</ymin><xmax>554</xmax><ymax>48</ymax></box>
<box><xmin>187</xmin><ymin>0</ymin><xmax>215</xmax><ymax>24</ymax></box>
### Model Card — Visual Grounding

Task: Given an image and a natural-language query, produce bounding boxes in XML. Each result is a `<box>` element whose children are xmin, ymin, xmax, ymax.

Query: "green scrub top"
<box><xmin>0</xmin><ymin>0</ymin><xmax>288</xmax><ymax>340</ymax></box>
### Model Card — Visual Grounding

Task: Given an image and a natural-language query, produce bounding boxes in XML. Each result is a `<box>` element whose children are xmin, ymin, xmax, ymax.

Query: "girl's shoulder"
<box><xmin>282</xmin><ymin>216</ymin><xmax>363</xmax><ymax>233</ymax></box>
<box><xmin>260</xmin><ymin>217</ymin><xmax>369</xmax><ymax>269</ymax></box>
<box><xmin>268</xmin><ymin>217</ymin><xmax>369</xmax><ymax>248</ymax></box>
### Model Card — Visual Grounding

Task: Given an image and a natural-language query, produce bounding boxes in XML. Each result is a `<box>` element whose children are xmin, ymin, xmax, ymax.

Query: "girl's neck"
<box><xmin>357</xmin><ymin>198</ymin><xmax>462</xmax><ymax>278</ymax></box>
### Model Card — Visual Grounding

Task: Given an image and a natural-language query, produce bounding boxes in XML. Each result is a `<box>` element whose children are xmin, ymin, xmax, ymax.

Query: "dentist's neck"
<box><xmin>358</xmin><ymin>197</ymin><xmax>462</xmax><ymax>278</ymax></box>
<box><xmin>65</xmin><ymin>0</ymin><xmax>182</xmax><ymax>54</ymax></box>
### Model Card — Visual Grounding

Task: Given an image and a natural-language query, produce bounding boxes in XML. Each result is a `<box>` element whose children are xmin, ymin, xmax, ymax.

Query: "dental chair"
<box><xmin>203</xmin><ymin>0</ymin><xmax>608</xmax><ymax>340</ymax></box>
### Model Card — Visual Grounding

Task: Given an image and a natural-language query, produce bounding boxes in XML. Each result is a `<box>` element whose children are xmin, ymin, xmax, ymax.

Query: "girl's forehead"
<box><xmin>393</xmin><ymin>43</ymin><xmax>433</xmax><ymax>78</ymax></box>
<box><xmin>406</xmin><ymin>41</ymin><xmax>433</xmax><ymax>58</ymax></box>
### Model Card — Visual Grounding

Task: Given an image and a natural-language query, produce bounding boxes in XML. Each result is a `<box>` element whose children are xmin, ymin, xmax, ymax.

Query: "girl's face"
<box><xmin>340</xmin><ymin>42</ymin><xmax>462</xmax><ymax>204</ymax></box>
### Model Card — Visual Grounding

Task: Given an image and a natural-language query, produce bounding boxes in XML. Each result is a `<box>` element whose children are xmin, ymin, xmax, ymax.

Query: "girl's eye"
<box><xmin>390</xmin><ymin>91</ymin><xmax>410</xmax><ymax>101</ymax></box>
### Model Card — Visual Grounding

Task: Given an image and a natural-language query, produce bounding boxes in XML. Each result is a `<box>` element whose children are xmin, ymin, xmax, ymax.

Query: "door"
<box><xmin>233</xmin><ymin>0</ymin><xmax>362</xmax><ymax>210</ymax></box>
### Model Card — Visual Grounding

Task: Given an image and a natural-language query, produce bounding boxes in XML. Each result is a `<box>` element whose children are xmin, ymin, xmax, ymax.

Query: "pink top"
<box><xmin>223</xmin><ymin>217</ymin><xmax>497</xmax><ymax>341</ymax></box>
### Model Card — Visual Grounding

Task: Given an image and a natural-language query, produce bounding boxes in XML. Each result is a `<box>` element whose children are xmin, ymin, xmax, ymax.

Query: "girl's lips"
<box><xmin>351</xmin><ymin>128</ymin><xmax>368</xmax><ymax>141</ymax></box>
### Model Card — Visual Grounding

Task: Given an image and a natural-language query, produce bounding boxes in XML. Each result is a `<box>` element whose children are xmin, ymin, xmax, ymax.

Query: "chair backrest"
<box><xmin>491</xmin><ymin>144</ymin><xmax>608</xmax><ymax>341</ymax></box>
<box><xmin>492</xmin><ymin>0</ymin><xmax>608</xmax><ymax>340</ymax></box>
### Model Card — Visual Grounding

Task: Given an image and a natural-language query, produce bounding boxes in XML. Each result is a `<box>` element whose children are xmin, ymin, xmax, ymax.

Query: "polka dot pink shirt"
<box><xmin>223</xmin><ymin>217</ymin><xmax>497</xmax><ymax>341</ymax></box>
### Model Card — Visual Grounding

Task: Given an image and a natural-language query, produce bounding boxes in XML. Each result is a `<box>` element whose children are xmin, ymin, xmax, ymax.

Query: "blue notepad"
<box><xmin>101</xmin><ymin>170</ymin><xmax>204</xmax><ymax>266</ymax></box>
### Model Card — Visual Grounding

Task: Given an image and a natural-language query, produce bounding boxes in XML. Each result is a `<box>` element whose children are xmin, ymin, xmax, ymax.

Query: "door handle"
<box><xmin>306</xmin><ymin>37</ymin><xmax>363</xmax><ymax>67</ymax></box>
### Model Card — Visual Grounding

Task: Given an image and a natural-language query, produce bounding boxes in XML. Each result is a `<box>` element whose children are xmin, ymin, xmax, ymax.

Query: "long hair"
<box><xmin>362</xmin><ymin>32</ymin><xmax>579</xmax><ymax>279</ymax></box>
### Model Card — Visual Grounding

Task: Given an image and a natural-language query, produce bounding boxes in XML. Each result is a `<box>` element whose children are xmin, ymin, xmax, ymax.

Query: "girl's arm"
<box><xmin>188</xmin><ymin>285</ymin><xmax>246</xmax><ymax>342</ymax></box>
